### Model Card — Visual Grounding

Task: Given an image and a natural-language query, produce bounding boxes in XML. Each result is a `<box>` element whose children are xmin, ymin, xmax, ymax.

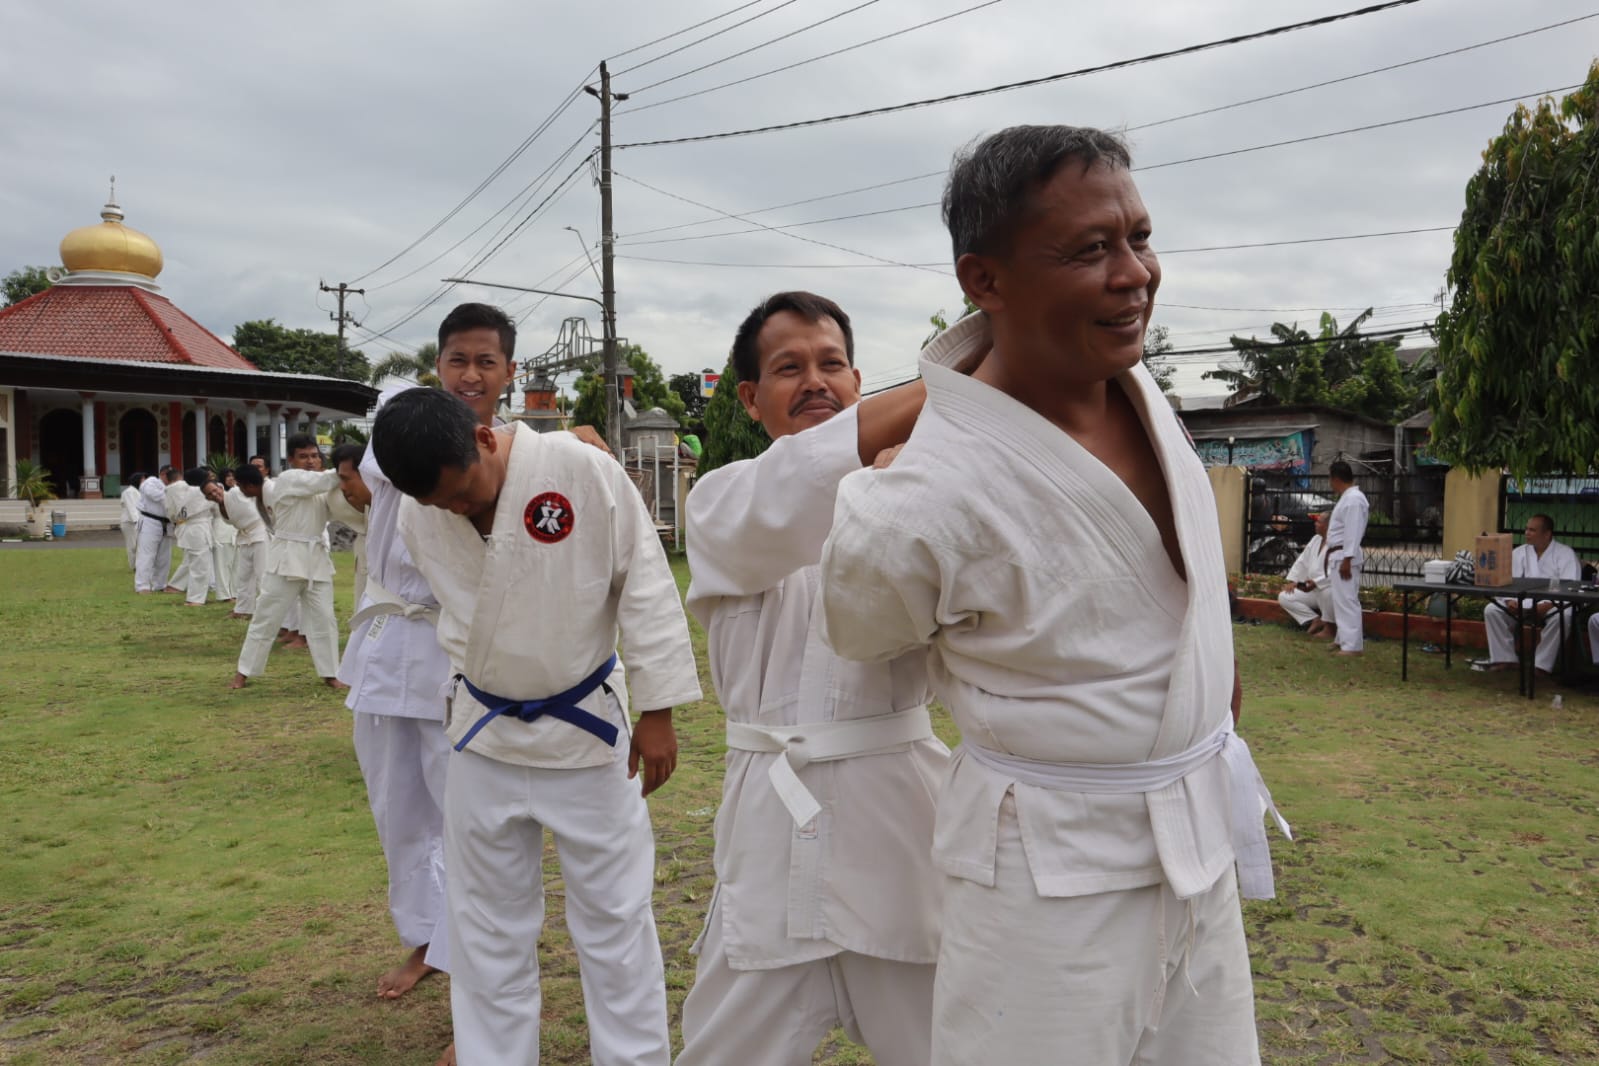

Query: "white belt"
<box><xmin>350</xmin><ymin>577</ymin><xmax>440</xmax><ymax>628</ymax></box>
<box><xmin>961</xmin><ymin>728</ymin><xmax>1292</xmax><ymax>900</ymax></box>
<box><xmin>725</xmin><ymin>706</ymin><xmax>935</xmax><ymax>827</ymax></box>
<box><xmin>272</xmin><ymin>531</ymin><xmax>323</xmax><ymax>544</ymax></box>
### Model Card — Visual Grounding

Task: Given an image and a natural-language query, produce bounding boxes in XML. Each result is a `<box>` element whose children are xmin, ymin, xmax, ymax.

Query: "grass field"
<box><xmin>1</xmin><ymin>547</ymin><xmax>1596</xmax><ymax>1064</ymax></box>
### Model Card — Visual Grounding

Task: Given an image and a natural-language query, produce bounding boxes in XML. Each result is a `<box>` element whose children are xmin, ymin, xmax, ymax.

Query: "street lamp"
<box><xmin>563</xmin><ymin>226</ymin><xmax>604</xmax><ymax>290</ymax></box>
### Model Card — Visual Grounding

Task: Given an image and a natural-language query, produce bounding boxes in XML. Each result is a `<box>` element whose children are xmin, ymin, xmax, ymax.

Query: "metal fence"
<box><xmin>1244</xmin><ymin>471</ymin><xmax>1446</xmax><ymax>585</ymax></box>
<box><xmin>1500</xmin><ymin>476</ymin><xmax>1599</xmax><ymax>559</ymax></box>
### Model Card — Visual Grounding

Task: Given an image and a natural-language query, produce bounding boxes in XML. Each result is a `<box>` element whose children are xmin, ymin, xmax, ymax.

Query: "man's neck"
<box><xmin>1533</xmin><ymin>540</ymin><xmax>1550</xmax><ymax>558</ymax></box>
<box><xmin>972</xmin><ymin>343</ymin><xmax>1115</xmax><ymax>438</ymax></box>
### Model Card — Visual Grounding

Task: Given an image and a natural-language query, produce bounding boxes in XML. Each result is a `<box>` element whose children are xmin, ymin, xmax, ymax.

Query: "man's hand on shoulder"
<box><xmin>872</xmin><ymin>444</ymin><xmax>905</xmax><ymax>470</ymax></box>
<box><xmin>629</xmin><ymin>709</ymin><xmax>678</xmax><ymax>796</ymax></box>
<box><xmin>569</xmin><ymin>424</ymin><xmax>615</xmax><ymax>459</ymax></box>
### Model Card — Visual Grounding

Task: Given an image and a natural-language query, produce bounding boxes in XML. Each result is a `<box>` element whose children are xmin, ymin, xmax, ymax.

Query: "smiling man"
<box><xmin>677</xmin><ymin>293</ymin><xmax>949</xmax><ymax>1066</ymax></box>
<box><xmin>819</xmin><ymin>126</ymin><xmax>1286</xmax><ymax>1065</ymax></box>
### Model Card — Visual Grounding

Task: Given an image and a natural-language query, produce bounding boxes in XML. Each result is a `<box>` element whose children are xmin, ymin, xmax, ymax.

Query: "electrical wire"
<box><xmin>625</xmin><ymin>0</ymin><xmax>887</xmax><ymax>96</ymax></box>
<box><xmin>613</xmin><ymin>0</ymin><xmax>808</xmax><ymax>76</ymax></box>
<box><xmin>617</xmin><ymin>0</ymin><xmax>1006</xmax><ymax>115</ymax></box>
<box><xmin>621</xmin><ymin>170</ymin><xmax>944</xmax><ymax>239</ymax></box>
<box><xmin>608</xmin><ymin>0</ymin><xmax>775</xmax><ymax>61</ymax></box>
<box><xmin>613</xmin><ymin>0</ymin><xmax>1424</xmax><ymax>148</ymax></box>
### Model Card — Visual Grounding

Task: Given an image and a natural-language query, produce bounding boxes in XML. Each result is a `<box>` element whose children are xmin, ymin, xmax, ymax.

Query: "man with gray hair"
<box><xmin>820</xmin><ymin>125</ymin><xmax>1285</xmax><ymax>1064</ymax></box>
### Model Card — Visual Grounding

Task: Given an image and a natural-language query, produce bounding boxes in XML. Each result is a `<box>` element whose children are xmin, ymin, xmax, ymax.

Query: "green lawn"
<box><xmin>0</xmin><ymin>549</ymin><xmax>1595</xmax><ymax>1064</ymax></box>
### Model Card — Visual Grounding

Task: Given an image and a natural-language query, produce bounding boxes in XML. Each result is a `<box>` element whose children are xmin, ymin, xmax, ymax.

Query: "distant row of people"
<box><xmin>1274</xmin><ymin>461</ymin><xmax>1368</xmax><ymax>654</ymax></box>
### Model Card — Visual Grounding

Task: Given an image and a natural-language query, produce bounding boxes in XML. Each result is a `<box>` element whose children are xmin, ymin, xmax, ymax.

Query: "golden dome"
<box><xmin>59</xmin><ymin>196</ymin><xmax>163</xmax><ymax>279</ymax></box>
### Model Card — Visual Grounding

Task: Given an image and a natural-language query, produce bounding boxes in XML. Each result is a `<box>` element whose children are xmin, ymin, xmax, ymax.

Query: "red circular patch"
<box><xmin>524</xmin><ymin>492</ymin><xmax>575</xmax><ymax>544</ymax></box>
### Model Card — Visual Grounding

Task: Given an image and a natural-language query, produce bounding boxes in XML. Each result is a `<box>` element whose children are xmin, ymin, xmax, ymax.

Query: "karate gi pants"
<box><xmin>445</xmin><ymin>746</ymin><xmax>669</xmax><ymax>1066</ymax></box>
<box><xmin>1277</xmin><ymin>587</ymin><xmax>1329</xmax><ymax>628</ymax></box>
<box><xmin>213</xmin><ymin>543</ymin><xmax>237</xmax><ymax>601</ymax></box>
<box><xmin>1486</xmin><ymin>603</ymin><xmax>1572</xmax><ymax>673</ymax></box>
<box><xmin>183</xmin><ymin>547</ymin><xmax>213</xmax><ymax>605</ymax></box>
<box><xmin>233</xmin><ymin>543</ymin><xmax>263</xmax><ymax>615</ymax></box>
<box><xmin>135</xmin><ymin>521</ymin><xmax>173</xmax><ymax>593</ymax></box>
<box><xmin>677</xmin><ymin>900</ymin><xmax>936</xmax><ymax>1066</ymax></box>
<box><xmin>170</xmin><ymin>550</ymin><xmax>190</xmax><ymax>592</ymax></box>
<box><xmin>121</xmin><ymin>521</ymin><xmax>138</xmax><ymax>569</ymax></box>
<box><xmin>353</xmin><ymin>712</ymin><xmax>451</xmax><ymax>972</ymax></box>
<box><xmin>285</xmin><ymin>595</ymin><xmax>302</xmax><ymax>634</ymax></box>
<box><xmin>1329</xmin><ymin>563</ymin><xmax>1364</xmax><ymax>651</ymax></box>
<box><xmin>931</xmin><ymin>796</ymin><xmax>1259</xmax><ymax>1066</ymax></box>
<box><xmin>236</xmin><ymin>572</ymin><xmax>339</xmax><ymax>678</ymax></box>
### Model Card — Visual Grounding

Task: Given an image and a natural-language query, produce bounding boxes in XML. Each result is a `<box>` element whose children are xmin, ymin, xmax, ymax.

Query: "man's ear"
<box><xmin>736</xmin><ymin>379</ymin><xmax>761</xmax><ymax>423</ymax></box>
<box><xmin>956</xmin><ymin>252</ymin><xmax>1005</xmax><ymax>315</ymax></box>
<box><xmin>475</xmin><ymin>423</ymin><xmax>498</xmax><ymax>454</ymax></box>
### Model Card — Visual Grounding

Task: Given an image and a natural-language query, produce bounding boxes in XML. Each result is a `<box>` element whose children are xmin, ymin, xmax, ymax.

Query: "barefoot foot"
<box><xmin>228</xmin><ymin>672</ymin><xmax>249</xmax><ymax>690</ymax></box>
<box><xmin>324</xmin><ymin>677</ymin><xmax>350</xmax><ymax>691</ymax></box>
<box><xmin>378</xmin><ymin>945</ymin><xmax>438</xmax><ymax>1000</ymax></box>
<box><xmin>434</xmin><ymin>1042</ymin><xmax>456</xmax><ymax>1066</ymax></box>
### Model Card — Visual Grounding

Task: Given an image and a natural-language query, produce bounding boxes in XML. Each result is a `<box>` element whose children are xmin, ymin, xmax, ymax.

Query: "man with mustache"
<box><xmin>678</xmin><ymin>291</ymin><xmax>950</xmax><ymax>1066</ymax></box>
<box><xmin>820</xmin><ymin>126</ymin><xmax>1286</xmax><ymax>1064</ymax></box>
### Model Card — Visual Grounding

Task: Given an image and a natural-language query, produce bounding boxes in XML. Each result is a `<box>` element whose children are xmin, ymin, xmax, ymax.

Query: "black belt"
<box><xmin>140</xmin><ymin>510</ymin><xmax>170</xmax><ymax>533</ymax></box>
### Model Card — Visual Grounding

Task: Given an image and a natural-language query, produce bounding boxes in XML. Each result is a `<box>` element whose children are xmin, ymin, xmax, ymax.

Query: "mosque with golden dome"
<box><xmin>0</xmin><ymin>184</ymin><xmax>375</xmax><ymax>500</ymax></box>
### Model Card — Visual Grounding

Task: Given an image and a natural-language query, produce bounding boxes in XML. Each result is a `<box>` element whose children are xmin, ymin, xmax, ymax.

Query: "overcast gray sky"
<box><xmin>3</xmin><ymin>0</ymin><xmax>1593</xmax><ymax>398</ymax></box>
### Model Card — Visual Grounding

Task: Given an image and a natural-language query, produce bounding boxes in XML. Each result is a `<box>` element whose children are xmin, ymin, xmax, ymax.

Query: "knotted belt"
<box><xmin>724</xmin><ymin>706</ymin><xmax>935</xmax><ymax>827</ymax></box>
<box><xmin>452</xmin><ymin>653</ymin><xmax>620</xmax><ymax>753</ymax></box>
<box><xmin>961</xmin><ymin>727</ymin><xmax>1292</xmax><ymax>900</ymax></box>
<box><xmin>139</xmin><ymin>509</ymin><xmax>169</xmax><ymax>534</ymax></box>
<box><xmin>349</xmin><ymin>577</ymin><xmax>440</xmax><ymax>629</ymax></box>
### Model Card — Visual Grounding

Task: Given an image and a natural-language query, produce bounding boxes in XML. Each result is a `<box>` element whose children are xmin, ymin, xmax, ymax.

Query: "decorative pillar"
<box><xmin>306</xmin><ymin>410</ymin><xmax>320</xmax><ymax>442</ymax></box>
<box><xmin>193</xmin><ymin>398</ymin><xmax>208</xmax><ymax>462</ymax></box>
<box><xmin>267</xmin><ymin>404</ymin><xmax>283</xmax><ymax>474</ymax></box>
<box><xmin>245</xmin><ymin>402</ymin><xmax>260</xmax><ymax>461</ymax></box>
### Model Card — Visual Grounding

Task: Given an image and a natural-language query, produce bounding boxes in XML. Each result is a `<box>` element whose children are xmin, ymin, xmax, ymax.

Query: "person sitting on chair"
<box><xmin>1484</xmin><ymin>514</ymin><xmax>1580</xmax><ymax>676</ymax></box>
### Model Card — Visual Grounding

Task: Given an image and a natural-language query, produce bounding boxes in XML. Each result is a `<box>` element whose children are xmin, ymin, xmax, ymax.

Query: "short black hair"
<box><xmin>372</xmin><ymin>388</ymin><xmax>482</xmax><ymax>498</ymax></box>
<box><xmin>234</xmin><ymin>464</ymin><xmax>264</xmax><ymax>488</ymax></box>
<box><xmin>330</xmin><ymin>443</ymin><xmax>365</xmax><ymax>473</ymax></box>
<box><xmin>943</xmin><ymin>125</ymin><xmax>1133</xmax><ymax>261</ymax></box>
<box><xmin>1530</xmin><ymin>513</ymin><xmax>1556</xmax><ymax>536</ymax></box>
<box><xmin>128</xmin><ymin>472</ymin><xmax>146</xmax><ymax>489</ymax></box>
<box><xmin>248</xmin><ymin>454</ymin><xmax>265</xmax><ymax>464</ymax></box>
<box><xmin>185</xmin><ymin>466</ymin><xmax>211</xmax><ymax>487</ymax></box>
<box><xmin>438</xmin><ymin>302</ymin><xmax>516</xmax><ymax>361</ymax></box>
<box><xmin>1329</xmin><ymin>460</ymin><xmax>1355</xmax><ymax>483</ymax></box>
<box><xmin>161</xmin><ymin>464</ymin><xmax>179</xmax><ymax>479</ymax></box>
<box><xmin>286</xmin><ymin>433</ymin><xmax>319</xmax><ymax>456</ymax></box>
<box><xmin>729</xmin><ymin>291</ymin><xmax>854</xmax><ymax>384</ymax></box>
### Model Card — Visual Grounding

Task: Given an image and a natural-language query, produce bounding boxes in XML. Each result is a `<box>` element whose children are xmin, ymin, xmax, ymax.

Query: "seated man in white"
<box><xmin>1277</xmin><ymin>512</ymin><xmax>1332</xmax><ymax>636</ymax></box>
<box><xmin>1485</xmin><ymin>514</ymin><xmax>1581</xmax><ymax>676</ymax></box>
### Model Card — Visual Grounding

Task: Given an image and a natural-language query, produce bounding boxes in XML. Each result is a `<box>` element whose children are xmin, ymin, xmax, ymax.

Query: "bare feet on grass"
<box><xmin>434</xmin><ymin>1043</ymin><xmax>455</xmax><ymax>1066</ymax></box>
<box><xmin>324</xmin><ymin>677</ymin><xmax>350</xmax><ymax>691</ymax></box>
<box><xmin>229</xmin><ymin>672</ymin><xmax>248</xmax><ymax>690</ymax></box>
<box><xmin>284</xmin><ymin>636</ymin><xmax>309</xmax><ymax>650</ymax></box>
<box><xmin>378</xmin><ymin>945</ymin><xmax>437</xmax><ymax>999</ymax></box>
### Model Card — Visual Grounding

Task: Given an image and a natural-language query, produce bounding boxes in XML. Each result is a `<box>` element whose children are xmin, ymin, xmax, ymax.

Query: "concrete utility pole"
<box><xmin>319</xmin><ymin>280</ymin><xmax>365</xmax><ymax>377</ymax></box>
<box><xmin>585</xmin><ymin>63</ymin><xmax>628</xmax><ymax>452</ymax></box>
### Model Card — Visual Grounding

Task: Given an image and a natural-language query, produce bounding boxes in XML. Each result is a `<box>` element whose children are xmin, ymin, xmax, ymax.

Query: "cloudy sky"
<box><xmin>2</xmin><ymin>0</ymin><xmax>1593</xmax><ymax>399</ymax></box>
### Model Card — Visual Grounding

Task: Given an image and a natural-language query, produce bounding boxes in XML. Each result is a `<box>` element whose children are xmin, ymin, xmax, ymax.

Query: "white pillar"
<box><xmin>245</xmin><ymin>404</ymin><xmax>259</xmax><ymax>461</ymax></box>
<box><xmin>269</xmin><ymin>406</ymin><xmax>284</xmax><ymax>474</ymax></box>
<box><xmin>80</xmin><ymin>395</ymin><xmax>97</xmax><ymax>477</ymax></box>
<box><xmin>193</xmin><ymin>401</ymin><xmax>208</xmax><ymax>462</ymax></box>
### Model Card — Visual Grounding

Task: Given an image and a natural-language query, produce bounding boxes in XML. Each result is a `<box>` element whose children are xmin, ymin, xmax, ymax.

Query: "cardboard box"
<box><xmin>1474</xmin><ymin>532</ymin><xmax>1514</xmax><ymax>586</ymax></box>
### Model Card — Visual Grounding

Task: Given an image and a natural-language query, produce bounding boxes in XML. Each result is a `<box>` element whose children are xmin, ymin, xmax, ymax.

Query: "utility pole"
<box><xmin>320</xmin><ymin>280</ymin><xmax>365</xmax><ymax>379</ymax></box>
<box><xmin>586</xmin><ymin>63</ymin><xmax>628</xmax><ymax>452</ymax></box>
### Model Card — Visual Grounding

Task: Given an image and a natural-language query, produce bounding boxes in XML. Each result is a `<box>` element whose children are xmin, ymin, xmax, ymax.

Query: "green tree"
<box><xmin>1430</xmin><ymin>66</ymin><xmax>1599</xmax><ymax>477</ymax></box>
<box><xmin>3</xmin><ymin>266</ymin><xmax>51</xmax><ymax>307</ymax></box>
<box><xmin>571</xmin><ymin>344</ymin><xmax>686</xmax><ymax>440</ymax></box>
<box><xmin>700</xmin><ymin>358</ymin><xmax>771</xmax><ymax>474</ymax></box>
<box><xmin>668</xmin><ymin>371</ymin><xmax>712</xmax><ymax>437</ymax></box>
<box><xmin>925</xmin><ymin>295</ymin><xmax>980</xmax><ymax>346</ymax></box>
<box><xmin>231</xmin><ymin>319</ymin><xmax>370</xmax><ymax>382</ymax></box>
<box><xmin>368</xmin><ymin>342</ymin><xmax>440</xmax><ymax>388</ymax></box>
<box><xmin>1142</xmin><ymin>324</ymin><xmax>1176</xmax><ymax>393</ymax></box>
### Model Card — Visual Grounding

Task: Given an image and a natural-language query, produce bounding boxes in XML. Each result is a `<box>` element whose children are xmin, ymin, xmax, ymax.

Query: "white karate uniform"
<box><xmin>819</xmin><ymin>314</ymin><xmax>1283</xmax><ymax>1066</ymax></box>
<box><xmin>1277</xmin><ymin>533</ymin><xmax>1331</xmax><ymax>628</ymax></box>
<box><xmin>211</xmin><ymin>503</ymin><xmax>238</xmax><ymax>602</ymax></box>
<box><xmin>337</xmin><ymin>440</ymin><xmax>454</xmax><ymax>973</ymax></box>
<box><xmin>120</xmin><ymin>485</ymin><xmax>141</xmax><ymax>569</ymax></box>
<box><xmin>172</xmin><ymin>484</ymin><xmax>216</xmax><ymax>605</ymax></box>
<box><xmin>164</xmin><ymin>479</ymin><xmax>191</xmax><ymax>591</ymax></box>
<box><xmin>397</xmin><ymin>423</ymin><xmax>702</xmax><ymax>1066</ymax></box>
<box><xmin>1485</xmin><ymin>540</ymin><xmax>1582</xmax><ymax>672</ymax></box>
<box><xmin>222</xmin><ymin>485</ymin><xmax>267</xmax><ymax>615</ymax></box>
<box><xmin>1326</xmin><ymin>485</ymin><xmax>1369</xmax><ymax>652</ymax></box>
<box><xmin>134</xmin><ymin>476</ymin><xmax>173</xmax><ymax>593</ymax></box>
<box><xmin>235</xmin><ymin>469</ymin><xmax>341</xmax><ymax>678</ymax></box>
<box><xmin>678</xmin><ymin>404</ymin><xmax>948</xmax><ymax>1066</ymax></box>
<box><xmin>326</xmin><ymin>483</ymin><xmax>369</xmax><ymax>609</ymax></box>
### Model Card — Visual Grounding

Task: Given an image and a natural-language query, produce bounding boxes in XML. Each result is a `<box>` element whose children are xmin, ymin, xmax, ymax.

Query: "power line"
<box><xmin>622</xmin><ymin>170</ymin><xmax>943</xmax><ymax>239</ymax></box>
<box><xmin>618</xmin><ymin>0</ymin><xmax>1006</xmax><ymax>115</ymax></box>
<box><xmin>613</xmin><ymin>0</ymin><xmax>808</xmax><ymax>76</ymax></box>
<box><xmin>608</xmin><ymin>0</ymin><xmax>774</xmax><ymax>61</ymax></box>
<box><xmin>613</xmin><ymin>0</ymin><xmax>1424</xmax><ymax>149</ymax></box>
<box><xmin>625</xmin><ymin>0</ymin><xmax>888</xmax><ymax>96</ymax></box>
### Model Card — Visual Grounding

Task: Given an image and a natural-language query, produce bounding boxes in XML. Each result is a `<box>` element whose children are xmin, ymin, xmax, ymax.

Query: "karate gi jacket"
<box><xmin>339</xmin><ymin>443</ymin><xmax>452</xmax><ymax>722</ymax></box>
<box><xmin>262</xmin><ymin>469</ymin><xmax>340</xmax><ymax>582</ymax></box>
<box><xmin>1285</xmin><ymin>534</ymin><xmax>1329</xmax><ymax>588</ymax></box>
<box><xmin>221</xmin><ymin>485</ymin><xmax>267</xmax><ymax>546</ymax></box>
<box><xmin>1499</xmin><ymin>540</ymin><xmax>1582</xmax><ymax>612</ymax></box>
<box><xmin>162</xmin><ymin>478</ymin><xmax>189</xmax><ymax>531</ymax></box>
<box><xmin>172</xmin><ymin>484</ymin><xmax>216</xmax><ymax>552</ymax></box>
<box><xmin>685</xmin><ymin>405</ymin><xmax>949</xmax><ymax>970</ymax></box>
<box><xmin>120</xmin><ymin>486</ymin><xmax>141</xmax><ymax>526</ymax></box>
<box><xmin>820</xmin><ymin>314</ymin><xmax>1242</xmax><ymax>901</ymax></box>
<box><xmin>1326</xmin><ymin>486</ymin><xmax>1369</xmax><ymax>566</ymax></box>
<box><xmin>398</xmin><ymin>423</ymin><xmax>702</xmax><ymax>769</ymax></box>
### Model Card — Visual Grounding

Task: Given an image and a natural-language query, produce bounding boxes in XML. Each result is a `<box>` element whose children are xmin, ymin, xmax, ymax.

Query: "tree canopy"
<box><xmin>231</xmin><ymin>319</ymin><xmax>370</xmax><ymax>382</ymax></box>
<box><xmin>368</xmin><ymin>341</ymin><xmax>440</xmax><ymax>388</ymax></box>
<box><xmin>1142</xmin><ymin>324</ymin><xmax>1175</xmax><ymax>393</ymax></box>
<box><xmin>3</xmin><ymin>266</ymin><xmax>51</xmax><ymax>307</ymax></box>
<box><xmin>699</xmin><ymin>358</ymin><xmax>771</xmax><ymax>474</ymax></box>
<box><xmin>1429</xmin><ymin>66</ymin><xmax>1599</xmax><ymax>477</ymax></box>
<box><xmin>668</xmin><ymin>371</ymin><xmax>711</xmax><ymax>438</ymax></box>
<box><xmin>570</xmin><ymin>344</ymin><xmax>686</xmax><ymax>441</ymax></box>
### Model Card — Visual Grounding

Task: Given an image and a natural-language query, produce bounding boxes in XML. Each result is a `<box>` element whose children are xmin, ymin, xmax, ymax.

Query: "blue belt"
<box><xmin>452</xmin><ymin>654</ymin><xmax>620</xmax><ymax>752</ymax></box>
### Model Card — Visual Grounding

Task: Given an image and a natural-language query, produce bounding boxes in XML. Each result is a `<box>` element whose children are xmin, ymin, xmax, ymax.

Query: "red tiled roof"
<box><xmin>0</xmin><ymin>284</ymin><xmax>258</xmax><ymax>371</ymax></box>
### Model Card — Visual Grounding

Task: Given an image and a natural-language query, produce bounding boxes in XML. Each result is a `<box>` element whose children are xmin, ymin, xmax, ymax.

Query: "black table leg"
<box><xmin>1402</xmin><ymin>590</ymin><xmax>1411</xmax><ymax>681</ymax></box>
<box><xmin>1445</xmin><ymin>594</ymin><xmax>1454</xmax><ymax>669</ymax></box>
